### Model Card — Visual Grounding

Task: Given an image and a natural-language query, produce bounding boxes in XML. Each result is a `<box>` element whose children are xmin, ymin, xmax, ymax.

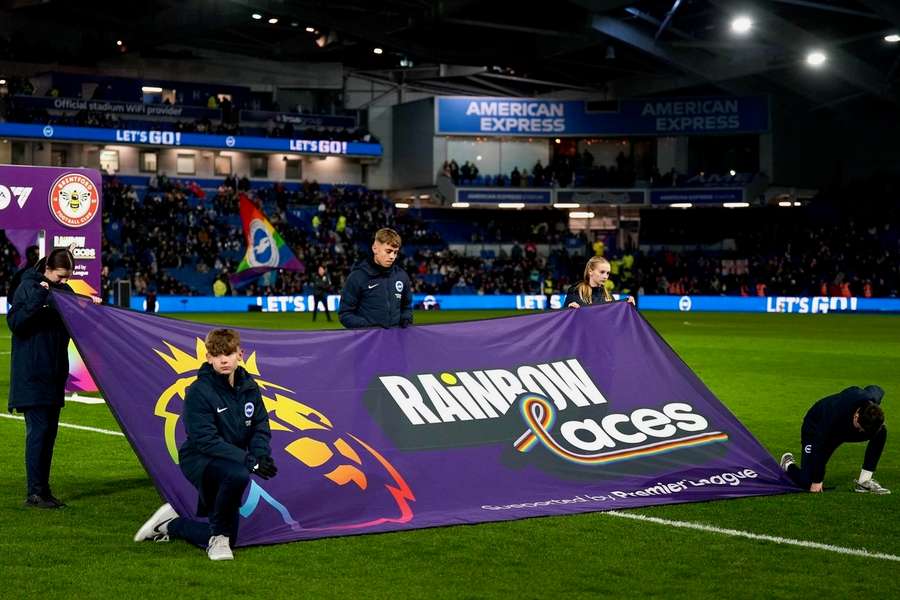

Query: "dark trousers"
<box><xmin>168</xmin><ymin>458</ymin><xmax>250</xmax><ymax>547</ymax></box>
<box><xmin>312</xmin><ymin>293</ymin><xmax>331</xmax><ymax>321</ymax></box>
<box><xmin>23</xmin><ymin>405</ymin><xmax>61</xmax><ymax>497</ymax></box>
<box><xmin>786</xmin><ymin>424</ymin><xmax>887</xmax><ymax>489</ymax></box>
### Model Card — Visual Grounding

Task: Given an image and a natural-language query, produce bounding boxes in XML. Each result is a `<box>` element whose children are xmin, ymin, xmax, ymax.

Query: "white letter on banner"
<box><xmin>517</xmin><ymin>366</ymin><xmax>566</xmax><ymax>409</ymax></box>
<box><xmin>418</xmin><ymin>375</ymin><xmax>473</xmax><ymax>422</ymax></box>
<box><xmin>484</xmin><ymin>369</ymin><xmax>526</xmax><ymax>405</ymax></box>
<box><xmin>459</xmin><ymin>372</ymin><xmax>507</xmax><ymax>417</ymax></box>
<box><xmin>380</xmin><ymin>376</ymin><xmax>441</xmax><ymax>425</ymax></box>
<box><xmin>538</xmin><ymin>360</ymin><xmax>607</xmax><ymax>407</ymax></box>
<box><xmin>560</xmin><ymin>419</ymin><xmax>616</xmax><ymax>451</ymax></box>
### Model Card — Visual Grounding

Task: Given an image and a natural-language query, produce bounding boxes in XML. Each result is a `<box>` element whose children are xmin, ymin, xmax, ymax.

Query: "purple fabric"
<box><xmin>52</xmin><ymin>292</ymin><xmax>797</xmax><ymax>547</ymax></box>
<box><xmin>4</xmin><ymin>229</ymin><xmax>38</xmax><ymax>267</ymax></box>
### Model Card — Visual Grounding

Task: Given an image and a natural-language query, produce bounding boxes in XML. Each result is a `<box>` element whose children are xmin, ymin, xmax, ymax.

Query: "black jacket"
<box><xmin>6</xmin><ymin>270</ymin><xmax>72</xmax><ymax>412</ymax></box>
<box><xmin>802</xmin><ymin>385</ymin><xmax>886</xmax><ymax>482</ymax></box>
<box><xmin>339</xmin><ymin>257</ymin><xmax>413</xmax><ymax>329</ymax></box>
<box><xmin>563</xmin><ymin>284</ymin><xmax>613</xmax><ymax>307</ymax></box>
<box><xmin>178</xmin><ymin>363</ymin><xmax>272</xmax><ymax>494</ymax></box>
<box><xmin>312</xmin><ymin>272</ymin><xmax>332</xmax><ymax>296</ymax></box>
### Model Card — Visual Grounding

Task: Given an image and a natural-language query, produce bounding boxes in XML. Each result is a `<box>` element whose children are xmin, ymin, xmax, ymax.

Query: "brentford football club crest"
<box><xmin>49</xmin><ymin>173</ymin><xmax>99</xmax><ymax>227</ymax></box>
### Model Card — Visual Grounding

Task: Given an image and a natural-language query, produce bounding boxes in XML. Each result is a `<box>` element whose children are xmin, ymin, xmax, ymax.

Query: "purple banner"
<box><xmin>52</xmin><ymin>293</ymin><xmax>796</xmax><ymax>546</ymax></box>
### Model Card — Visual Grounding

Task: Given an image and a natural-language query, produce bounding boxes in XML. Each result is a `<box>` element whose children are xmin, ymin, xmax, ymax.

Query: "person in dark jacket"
<box><xmin>311</xmin><ymin>264</ymin><xmax>333</xmax><ymax>322</ymax></box>
<box><xmin>134</xmin><ymin>328</ymin><xmax>276</xmax><ymax>560</ymax></box>
<box><xmin>564</xmin><ymin>256</ymin><xmax>635</xmax><ymax>308</ymax></box>
<box><xmin>7</xmin><ymin>245</ymin><xmax>40</xmax><ymax>302</ymax></box>
<box><xmin>7</xmin><ymin>248</ymin><xmax>75</xmax><ymax>509</ymax></box>
<box><xmin>780</xmin><ymin>385</ymin><xmax>888</xmax><ymax>494</ymax></box>
<box><xmin>339</xmin><ymin>228</ymin><xmax>413</xmax><ymax>329</ymax></box>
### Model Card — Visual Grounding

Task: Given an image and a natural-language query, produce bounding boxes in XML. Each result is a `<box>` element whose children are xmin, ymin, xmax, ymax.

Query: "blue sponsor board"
<box><xmin>650</xmin><ymin>188</ymin><xmax>745</xmax><ymax>205</ymax></box>
<box><xmin>0</xmin><ymin>122</ymin><xmax>382</xmax><ymax>157</ymax></box>
<box><xmin>107</xmin><ymin>294</ymin><xmax>900</xmax><ymax>314</ymax></box>
<box><xmin>435</xmin><ymin>96</ymin><xmax>769</xmax><ymax>137</ymax></box>
<box><xmin>556</xmin><ymin>189</ymin><xmax>645</xmax><ymax>205</ymax></box>
<box><xmin>13</xmin><ymin>95</ymin><xmax>218</xmax><ymax>119</ymax></box>
<box><xmin>456</xmin><ymin>188</ymin><xmax>552</xmax><ymax>204</ymax></box>
<box><xmin>239</xmin><ymin>110</ymin><xmax>357</xmax><ymax>128</ymax></box>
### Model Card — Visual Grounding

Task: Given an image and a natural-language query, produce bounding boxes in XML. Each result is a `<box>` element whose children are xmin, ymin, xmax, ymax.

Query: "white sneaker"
<box><xmin>207</xmin><ymin>535</ymin><xmax>234</xmax><ymax>561</ymax></box>
<box><xmin>134</xmin><ymin>503</ymin><xmax>178</xmax><ymax>542</ymax></box>
<box><xmin>854</xmin><ymin>479</ymin><xmax>891</xmax><ymax>494</ymax></box>
<box><xmin>779</xmin><ymin>452</ymin><xmax>795</xmax><ymax>472</ymax></box>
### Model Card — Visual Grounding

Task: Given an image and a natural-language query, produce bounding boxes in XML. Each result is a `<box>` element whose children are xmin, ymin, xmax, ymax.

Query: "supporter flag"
<box><xmin>52</xmin><ymin>292</ymin><xmax>797</xmax><ymax>547</ymax></box>
<box><xmin>231</xmin><ymin>194</ymin><xmax>303</xmax><ymax>288</ymax></box>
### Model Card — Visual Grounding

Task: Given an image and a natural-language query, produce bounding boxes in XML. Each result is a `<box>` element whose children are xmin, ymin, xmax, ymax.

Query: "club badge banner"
<box><xmin>52</xmin><ymin>292</ymin><xmax>796</xmax><ymax>546</ymax></box>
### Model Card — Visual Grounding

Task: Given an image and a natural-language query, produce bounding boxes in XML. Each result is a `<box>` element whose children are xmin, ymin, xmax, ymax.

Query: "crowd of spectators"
<box><xmin>3</xmin><ymin>174</ymin><xmax>897</xmax><ymax>303</ymax></box>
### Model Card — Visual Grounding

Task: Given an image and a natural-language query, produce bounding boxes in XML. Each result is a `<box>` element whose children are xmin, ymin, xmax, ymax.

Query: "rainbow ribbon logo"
<box><xmin>514</xmin><ymin>394</ymin><xmax>728</xmax><ymax>466</ymax></box>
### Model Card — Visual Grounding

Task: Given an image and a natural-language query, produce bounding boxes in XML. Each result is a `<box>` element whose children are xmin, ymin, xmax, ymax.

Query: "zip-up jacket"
<box><xmin>178</xmin><ymin>363</ymin><xmax>272</xmax><ymax>494</ymax></box>
<box><xmin>339</xmin><ymin>257</ymin><xmax>413</xmax><ymax>329</ymax></box>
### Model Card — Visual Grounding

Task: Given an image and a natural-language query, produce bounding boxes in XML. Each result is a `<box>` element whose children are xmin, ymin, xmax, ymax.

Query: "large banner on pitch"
<box><xmin>53</xmin><ymin>292</ymin><xmax>795</xmax><ymax>546</ymax></box>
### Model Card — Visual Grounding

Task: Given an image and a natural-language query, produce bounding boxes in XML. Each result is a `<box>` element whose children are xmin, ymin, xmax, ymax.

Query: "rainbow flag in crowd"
<box><xmin>230</xmin><ymin>194</ymin><xmax>303</xmax><ymax>288</ymax></box>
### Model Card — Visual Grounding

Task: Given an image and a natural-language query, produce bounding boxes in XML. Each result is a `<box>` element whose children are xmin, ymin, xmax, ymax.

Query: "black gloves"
<box><xmin>250</xmin><ymin>455</ymin><xmax>278</xmax><ymax>479</ymax></box>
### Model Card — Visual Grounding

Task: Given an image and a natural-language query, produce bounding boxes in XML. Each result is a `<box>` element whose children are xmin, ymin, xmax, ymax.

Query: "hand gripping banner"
<box><xmin>52</xmin><ymin>292</ymin><xmax>796</xmax><ymax>546</ymax></box>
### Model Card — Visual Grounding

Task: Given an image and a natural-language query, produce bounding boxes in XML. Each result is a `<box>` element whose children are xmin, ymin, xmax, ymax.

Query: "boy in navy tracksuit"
<box><xmin>134</xmin><ymin>329</ymin><xmax>277</xmax><ymax>560</ymax></box>
<box><xmin>780</xmin><ymin>385</ymin><xmax>888</xmax><ymax>494</ymax></box>
<box><xmin>339</xmin><ymin>228</ymin><xmax>413</xmax><ymax>329</ymax></box>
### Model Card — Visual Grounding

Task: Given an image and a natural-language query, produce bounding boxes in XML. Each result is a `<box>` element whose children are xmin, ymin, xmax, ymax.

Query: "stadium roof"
<box><xmin>2</xmin><ymin>0</ymin><xmax>900</xmax><ymax>108</ymax></box>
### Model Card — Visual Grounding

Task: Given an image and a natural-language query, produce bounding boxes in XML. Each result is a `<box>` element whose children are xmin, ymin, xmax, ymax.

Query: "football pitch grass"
<box><xmin>1</xmin><ymin>310</ymin><xmax>898</xmax><ymax>599</ymax></box>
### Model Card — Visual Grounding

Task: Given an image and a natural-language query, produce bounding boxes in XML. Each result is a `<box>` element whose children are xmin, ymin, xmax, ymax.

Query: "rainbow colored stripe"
<box><xmin>232</xmin><ymin>193</ymin><xmax>303</xmax><ymax>288</ymax></box>
<box><xmin>514</xmin><ymin>394</ymin><xmax>728</xmax><ymax>466</ymax></box>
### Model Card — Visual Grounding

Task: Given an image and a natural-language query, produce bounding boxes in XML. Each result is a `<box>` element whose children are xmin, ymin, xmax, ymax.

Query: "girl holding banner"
<box><xmin>7</xmin><ymin>248</ymin><xmax>76</xmax><ymax>509</ymax></box>
<box><xmin>565</xmin><ymin>256</ymin><xmax>635</xmax><ymax>308</ymax></box>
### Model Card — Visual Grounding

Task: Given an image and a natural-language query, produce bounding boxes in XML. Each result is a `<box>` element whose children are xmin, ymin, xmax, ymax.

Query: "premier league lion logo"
<box><xmin>152</xmin><ymin>338</ymin><xmax>415</xmax><ymax>532</ymax></box>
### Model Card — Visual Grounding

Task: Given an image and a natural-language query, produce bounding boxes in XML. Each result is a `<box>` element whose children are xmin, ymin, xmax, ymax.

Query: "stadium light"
<box><xmin>723</xmin><ymin>202</ymin><xmax>750</xmax><ymax>208</ymax></box>
<box><xmin>451</xmin><ymin>202</ymin><xmax>470</xmax><ymax>208</ymax></box>
<box><xmin>670</xmin><ymin>203</ymin><xmax>693</xmax><ymax>209</ymax></box>
<box><xmin>141</xmin><ymin>86</ymin><xmax>163</xmax><ymax>93</ymax></box>
<box><xmin>806</xmin><ymin>50</ymin><xmax>827</xmax><ymax>68</ymax></box>
<box><xmin>395</xmin><ymin>203</ymin><xmax>410</xmax><ymax>209</ymax></box>
<box><xmin>884</xmin><ymin>34</ymin><xmax>900</xmax><ymax>43</ymax></box>
<box><xmin>251</xmin><ymin>13</ymin><xmax>262</xmax><ymax>20</ymax></box>
<box><xmin>373</xmin><ymin>47</ymin><xmax>384</xmax><ymax>55</ymax></box>
<box><xmin>498</xmin><ymin>203</ymin><xmax>525</xmax><ymax>209</ymax></box>
<box><xmin>570</xmin><ymin>211</ymin><xmax>595</xmax><ymax>218</ymax></box>
<box><xmin>268</xmin><ymin>17</ymin><xmax>278</xmax><ymax>24</ymax></box>
<box><xmin>553</xmin><ymin>203</ymin><xmax>580</xmax><ymax>208</ymax></box>
<box><xmin>305</xmin><ymin>26</ymin><xmax>316</xmax><ymax>32</ymax></box>
<box><xmin>290</xmin><ymin>22</ymin><xmax>299</xmax><ymax>27</ymax></box>
<box><xmin>778</xmin><ymin>201</ymin><xmax>792</xmax><ymax>207</ymax></box>
<box><xmin>730</xmin><ymin>16</ymin><xmax>752</xmax><ymax>35</ymax></box>
<box><xmin>729</xmin><ymin>169</ymin><xmax>736</xmax><ymax>177</ymax></box>
<box><xmin>418</xmin><ymin>194</ymin><xmax>430</xmax><ymax>199</ymax></box>
<box><xmin>554</xmin><ymin>138</ymin><xmax>561</xmax><ymax>144</ymax></box>
<box><xmin>0</xmin><ymin>79</ymin><xmax>6</xmax><ymax>85</ymax></box>
<box><xmin>116</xmin><ymin>40</ymin><xmax>123</xmax><ymax>46</ymax></box>
<box><xmin>793</xmin><ymin>201</ymin><xmax>801</xmax><ymax>206</ymax></box>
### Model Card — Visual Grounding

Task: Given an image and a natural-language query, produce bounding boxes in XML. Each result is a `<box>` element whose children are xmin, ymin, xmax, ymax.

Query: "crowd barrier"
<box><xmin>4</xmin><ymin>294</ymin><xmax>896</xmax><ymax>315</ymax></box>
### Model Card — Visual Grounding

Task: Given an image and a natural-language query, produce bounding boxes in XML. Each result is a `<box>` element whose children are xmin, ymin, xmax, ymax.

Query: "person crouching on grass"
<box><xmin>780</xmin><ymin>385</ymin><xmax>889</xmax><ymax>494</ymax></box>
<box><xmin>134</xmin><ymin>328</ymin><xmax>277</xmax><ymax>560</ymax></box>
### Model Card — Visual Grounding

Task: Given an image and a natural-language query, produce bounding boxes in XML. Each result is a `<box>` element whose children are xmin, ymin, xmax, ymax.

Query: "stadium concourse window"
<box><xmin>139</xmin><ymin>151</ymin><xmax>158</xmax><ymax>173</ymax></box>
<box><xmin>99</xmin><ymin>149</ymin><xmax>119</xmax><ymax>174</ymax></box>
<box><xmin>214</xmin><ymin>155</ymin><xmax>232</xmax><ymax>176</ymax></box>
<box><xmin>285</xmin><ymin>158</ymin><xmax>302</xmax><ymax>179</ymax></box>
<box><xmin>51</xmin><ymin>149</ymin><xmax>67</xmax><ymax>167</ymax></box>
<box><xmin>250</xmin><ymin>155</ymin><xmax>268</xmax><ymax>178</ymax></box>
<box><xmin>176</xmin><ymin>154</ymin><xmax>196</xmax><ymax>175</ymax></box>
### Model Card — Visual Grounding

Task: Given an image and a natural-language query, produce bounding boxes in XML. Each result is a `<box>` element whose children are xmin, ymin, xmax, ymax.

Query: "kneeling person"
<box><xmin>780</xmin><ymin>385</ymin><xmax>888</xmax><ymax>494</ymax></box>
<box><xmin>134</xmin><ymin>328</ymin><xmax>277</xmax><ymax>560</ymax></box>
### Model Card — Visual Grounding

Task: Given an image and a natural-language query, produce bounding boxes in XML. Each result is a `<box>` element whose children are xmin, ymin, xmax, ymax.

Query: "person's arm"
<box><xmin>6</xmin><ymin>281</ymin><xmax>50</xmax><ymax>336</ymax></box>
<box><xmin>247</xmin><ymin>390</ymin><xmax>273</xmax><ymax>461</ymax></box>
<box><xmin>563</xmin><ymin>287</ymin><xmax>580</xmax><ymax>309</ymax></box>
<box><xmin>338</xmin><ymin>272</ymin><xmax>371</xmax><ymax>329</ymax></box>
<box><xmin>862</xmin><ymin>425</ymin><xmax>887</xmax><ymax>474</ymax></box>
<box><xmin>399</xmin><ymin>273</ymin><xmax>413</xmax><ymax>327</ymax></box>
<box><xmin>183</xmin><ymin>387</ymin><xmax>252</xmax><ymax>468</ymax></box>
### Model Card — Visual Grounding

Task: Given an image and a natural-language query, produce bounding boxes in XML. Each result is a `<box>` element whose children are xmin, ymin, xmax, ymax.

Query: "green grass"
<box><xmin>1</xmin><ymin>310</ymin><xmax>898</xmax><ymax>599</ymax></box>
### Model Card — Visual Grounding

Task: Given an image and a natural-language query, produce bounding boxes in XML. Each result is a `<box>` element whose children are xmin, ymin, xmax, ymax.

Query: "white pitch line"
<box><xmin>0</xmin><ymin>413</ymin><xmax>124</xmax><ymax>437</ymax></box>
<box><xmin>0</xmin><ymin>351</ymin><xmax>10</xmax><ymax>355</ymax></box>
<box><xmin>606</xmin><ymin>511</ymin><xmax>900</xmax><ymax>562</ymax></box>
